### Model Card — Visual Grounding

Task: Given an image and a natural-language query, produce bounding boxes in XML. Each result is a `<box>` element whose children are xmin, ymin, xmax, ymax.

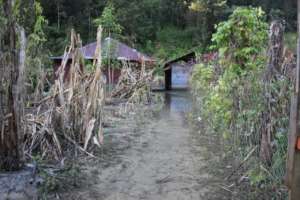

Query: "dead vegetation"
<box><xmin>24</xmin><ymin>27</ymin><xmax>105</xmax><ymax>161</ymax></box>
<box><xmin>23</xmin><ymin>26</ymin><xmax>155</xmax><ymax>162</ymax></box>
<box><xmin>111</xmin><ymin>61</ymin><xmax>153</xmax><ymax>104</ymax></box>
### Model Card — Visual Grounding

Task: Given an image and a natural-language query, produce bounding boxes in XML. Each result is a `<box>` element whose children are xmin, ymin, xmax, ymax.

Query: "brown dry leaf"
<box><xmin>98</xmin><ymin>125</ymin><xmax>104</xmax><ymax>145</ymax></box>
<box><xmin>84</xmin><ymin>118</ymin><xmax>96</xmax><ymax>151</ymax></box>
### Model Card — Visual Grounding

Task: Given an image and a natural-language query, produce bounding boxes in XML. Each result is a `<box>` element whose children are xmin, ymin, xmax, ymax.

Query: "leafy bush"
<box><xmin>154</xmin><ymin>26</ymin><xmax>201</xmax><ymax>60</ymax></box>
<box><xmin>284</xmin><ymin>32</ymin><xmax>297</xmax><ymax>52</ymax></box>
<box><xmin>193</xmin><ymin>7</ymin><xmax>268</xmax><ymax>133</ymax></box>
<box><xmin>191</xmin><ymin>7</ymin><xmax>291</xmax><ymax>198</ymax></box>
<box><xmin>211</xmin><ymin>7</ymin><xmax>268</xmax><ymax>73</ymax></box>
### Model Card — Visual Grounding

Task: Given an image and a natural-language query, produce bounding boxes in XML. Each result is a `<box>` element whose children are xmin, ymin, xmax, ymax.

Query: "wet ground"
<box><xmin>58</xmin><ymin>91</ymin><xmax>230</xmax><ymax>200</ymax></box>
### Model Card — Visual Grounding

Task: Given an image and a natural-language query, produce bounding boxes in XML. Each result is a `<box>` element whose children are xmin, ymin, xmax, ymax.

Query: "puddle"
<box><xmin>55</xmin><ymin>91</ymin><xmax>231</xmax><ymax>200</ymax></box>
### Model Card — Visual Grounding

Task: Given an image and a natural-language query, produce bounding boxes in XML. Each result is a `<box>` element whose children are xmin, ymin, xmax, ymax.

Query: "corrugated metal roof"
<box><xmin>51</xmin><ymin>37</ymin><xmax>155</xmax><ymax>63</ymax></box>
<box><xmin>163</xmin><ymin>51</ymin><xmax>196</xmax><ymax>68</ymax></box>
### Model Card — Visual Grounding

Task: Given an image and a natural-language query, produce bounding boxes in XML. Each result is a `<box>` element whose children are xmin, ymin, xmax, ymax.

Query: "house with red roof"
<box><xmin>52</xmin><ymin>37</ymin><xmax>156</xmax><ymax>83</ymax></box>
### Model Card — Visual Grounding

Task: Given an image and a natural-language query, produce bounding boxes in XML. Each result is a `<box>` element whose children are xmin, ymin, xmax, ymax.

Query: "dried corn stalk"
<box><xmin>24</xmin><ymin>27</ymin><xmax>105</xmax><ymax>160</ymax></box>
<box><xmin>111</xmin><ymin>60</ymin><xmax>153</xmax><ymax>104</ymax></box>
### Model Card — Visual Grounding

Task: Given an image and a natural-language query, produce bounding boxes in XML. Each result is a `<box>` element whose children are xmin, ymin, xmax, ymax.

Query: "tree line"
<box><xmin>40</xmin><ymin>0</ymin><xmax>297</xmax><ymax>60</ymax></box>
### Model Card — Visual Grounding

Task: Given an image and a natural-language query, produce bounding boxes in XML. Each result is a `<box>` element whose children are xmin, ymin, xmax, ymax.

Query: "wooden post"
<box><xmin>286</xmin><ymin>0</ymin><xmax>300</xmax><ymax>199</ymax></box>
<box><xmin>0</xmin><ymin>0</ymin><xmax>26</xmax><ymax>171</ymax></box>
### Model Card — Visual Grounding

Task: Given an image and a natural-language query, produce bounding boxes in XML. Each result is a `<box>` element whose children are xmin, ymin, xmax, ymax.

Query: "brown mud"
<box><xmin>48</xmin><ymin>91</ymin><xmax>231</xmax><ymax>200</ymax></box>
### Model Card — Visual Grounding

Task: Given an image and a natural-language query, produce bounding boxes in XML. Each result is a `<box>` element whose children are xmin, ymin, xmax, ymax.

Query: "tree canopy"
<box><xmin>39</xmin><ymin>0</ymin><xmax>296</xmax><ymax>59</ymax></box>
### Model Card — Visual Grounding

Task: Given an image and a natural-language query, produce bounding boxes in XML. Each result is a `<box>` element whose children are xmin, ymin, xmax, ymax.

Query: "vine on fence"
<box><xmin>192</xmin><ymin>7</ymin><xmax>294</xmax><ymax>198</ymax></box>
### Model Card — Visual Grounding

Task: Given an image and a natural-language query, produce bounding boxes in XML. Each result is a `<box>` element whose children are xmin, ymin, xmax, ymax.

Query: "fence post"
<box><xmin>286</xmin><ymin>0</ymin><xmax>300</xmax><ymax>199</ymax></box>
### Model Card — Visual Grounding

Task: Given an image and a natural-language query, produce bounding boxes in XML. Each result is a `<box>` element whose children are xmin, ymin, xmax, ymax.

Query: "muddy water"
<box><xmin>71</xmin><ymin>91</ymin><xmax>230</xmax><ymax>200</ymax></box>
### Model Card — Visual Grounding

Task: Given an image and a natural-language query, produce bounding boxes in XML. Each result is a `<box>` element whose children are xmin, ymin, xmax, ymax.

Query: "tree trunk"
<box><xmin>0</xmin><ymin>0</ymin><xmax>26</xmax><ymax>171</ymax></box>
<box><xmin>260</xmin><ymin>21</ymin><xmax>284</xmax><ymax>166</ymax></box>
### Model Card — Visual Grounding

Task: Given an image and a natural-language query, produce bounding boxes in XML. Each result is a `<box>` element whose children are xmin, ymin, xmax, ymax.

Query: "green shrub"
<box><xmin>191</xmin><ymin>7</ymin><xmax>291</xmax><ymax>198</ymax></box>
<box><xmin>154</xmin><ymin>26</ymin><xmax>201</xmax><ymax>60</ymax></box>
<box><xmin>284</xmin><ymin>32</ymin><xmax>297</xmax><ymax>52</ymax></box>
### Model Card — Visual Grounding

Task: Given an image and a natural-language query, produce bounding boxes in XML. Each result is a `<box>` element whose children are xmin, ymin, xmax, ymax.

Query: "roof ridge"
<box><xmin>52</xmin><ymin>37</ymin><xmax>155</xmax><ymax>62</ymax></box>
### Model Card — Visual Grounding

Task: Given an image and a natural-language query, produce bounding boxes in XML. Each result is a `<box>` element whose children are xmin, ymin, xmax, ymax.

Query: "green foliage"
<box><xmin>193</xmin><ymin>6</ymin><xmax>268</xmax><ymax>132</ymax></box>
<box><xmin>189</xmin><ymin>0</ymin><xmax>227</xmax><ymax>12</ymax></box>
<box><xmin>188</xmin><ymin>0</ymin><xmax>229</xmax><ymax>46</ymax></box>
<box><xmin>191</xmin><ymin>7</ymin><xmax>292</xmax><ymax>197</ymax></box>
<box><xmin>31</xmin><ymin>1</ymin><xmax>47</xmax><ymax>44</ymax></box>
<box><xmin>153</xmin><ymin>65</ymin><xmax>164</xmax><ymax>76</ymax></box>
<box><xmin>93</xmin><ymin>2</ymin><xmax>122</xmax><ymax>38</ymax></box>
<box><xmin>248</xmin><ymin>165</ymin><xmax>268</xmax><ymax>186</ymax></box>
<box><xmin>25</xmin><ymin>1</ymin><xmax>49</xmax><ymax>91</ymax></box>
<box><xmin>0</xmin><ymin>0</ymin><xmax>49</xmax><ymax>91</ymax></box>
<box><xmin>198</xmin><ymin>7</ymin><xmax>269</xmax><ymax>143</ymax></box>
<box><xmin>154</xmin><ymin>26</ymin><xmax>199</xmax><ymax>60</ymax></box>
<box><xmin>38</xmin><ymin>0</ymin><xmax>297</xmax><ymax>61</ymax></box>
<box><xmin>191</xmin><ymin>63</ymin><xmax>214</xmax><ymax>92</ymax></box>
<box><xmin>284</xmin><ymin>32</ymin><xmax>297</xmax><ymax>52</ymax></box>
<box><xmin>0</xmin><ymin>1</ymin><xmax>6</xmax><ymax>36</ymax></box>
<box><xmin>211</xmin><ymin>7</ymin><xmax>268</xmax><ymax>73</ymax></box>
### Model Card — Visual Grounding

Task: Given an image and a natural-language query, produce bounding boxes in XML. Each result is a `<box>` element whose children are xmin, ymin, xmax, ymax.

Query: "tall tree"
<box><xmin>94</xmin><ymin>2</ymin><xmax>123</xmax><ymax>89</ymax></box>
<box><xmin>189</xmin><ymin>0</ymin><xmax>228</xmax><ymax>45</ymax></box>
<box><xmin>93</xmin><ymin>2</ymin><xmax>122</xmax><ymax>39</ymax></box>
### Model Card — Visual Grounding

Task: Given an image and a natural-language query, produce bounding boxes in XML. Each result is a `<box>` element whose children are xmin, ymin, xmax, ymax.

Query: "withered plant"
<box><xmin>24</xmin><ymin>27</ymin><xmax>105</xmax><ymax>160</ymax></box>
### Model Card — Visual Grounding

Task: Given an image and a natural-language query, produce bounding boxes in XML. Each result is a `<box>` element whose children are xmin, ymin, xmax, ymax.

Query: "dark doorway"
<box><xmin>165</xmin><ymin>66</ymin><xmax>172</xmax><ymax>90</ymax></box>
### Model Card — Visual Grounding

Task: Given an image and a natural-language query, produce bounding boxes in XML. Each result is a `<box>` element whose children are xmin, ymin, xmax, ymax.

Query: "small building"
<box><xmin>51</xmin><ymin>37</ymin><xmax>155</xmax><ymax>83</ymax></box>
<box><xmin>164</xmin><ymin>51</ymin><xmax>196</xmax><ymax>90</ymax></box>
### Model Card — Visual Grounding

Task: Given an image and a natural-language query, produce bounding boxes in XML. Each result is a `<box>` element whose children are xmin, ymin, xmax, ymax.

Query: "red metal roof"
<box><xmin>52</xmin><ymin>37</ymin><xmax>155</xmax><ymax>63</ymax></box>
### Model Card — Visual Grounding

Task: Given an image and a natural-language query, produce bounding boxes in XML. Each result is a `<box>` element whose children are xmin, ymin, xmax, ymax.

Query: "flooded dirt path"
<box><xmin>68</xmin><ymin>91</ymin><xmax>229</xmax><ymax>200</ymax></box>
